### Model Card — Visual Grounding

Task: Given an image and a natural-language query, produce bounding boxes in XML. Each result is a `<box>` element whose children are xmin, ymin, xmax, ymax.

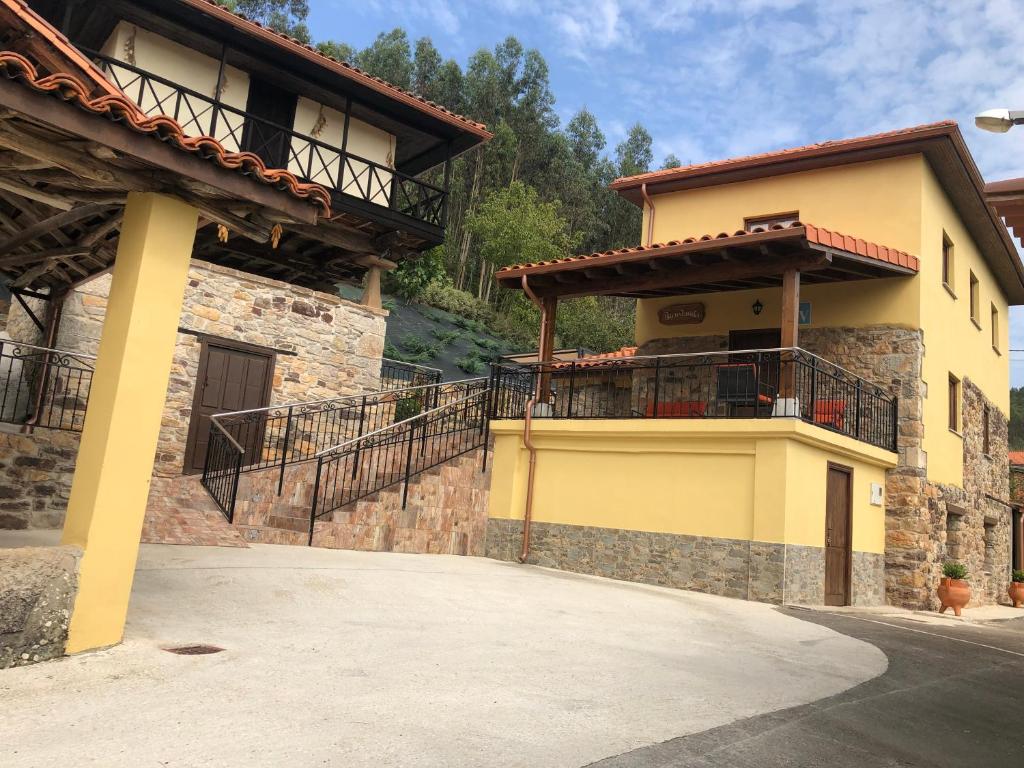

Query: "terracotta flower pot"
<box><xmin>937</xmin><ymin>577</ymin><xmax>971</xmax><ymax>617</ymax></box>
<box><xmin>1009</xmin><ymin>582</ymin><xmax>1024</xmax><ymax>609</ymax></box>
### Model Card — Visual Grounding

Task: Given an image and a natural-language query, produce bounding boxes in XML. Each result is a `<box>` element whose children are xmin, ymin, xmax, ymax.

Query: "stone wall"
<box><xmin>4</xmin><ymin>260</ymin><xmax>387</xmax><ymax>489</ymax></box>
<box><xmin>0</xmin><ymin>428</ymin><xmax>79</xmax><ymax>530</ymax></box>
<box><xmin>486</xmin><ymin>520</ymin><xmax>883</xmax><ymax>605</ymax></box>
<box><xmin>0</xmin><ymin>545</ymin><xmax>80</xmax><ymax>668</ymax></box>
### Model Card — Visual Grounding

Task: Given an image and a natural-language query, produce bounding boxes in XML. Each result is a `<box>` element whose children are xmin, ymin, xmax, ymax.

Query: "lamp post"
<box><xmin>975</xmin><ymin>109</ymin><xmax>1024</xmax><ymax>133</ymax></box>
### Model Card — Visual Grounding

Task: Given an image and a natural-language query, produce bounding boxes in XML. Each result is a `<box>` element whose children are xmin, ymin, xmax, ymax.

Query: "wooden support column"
<box><xmin>61</xmin><ymin>192</ymin><xmax>199</xmax><ymax>653</ymax></box>
<box><xmin>361</xmin><ymin>265</ymin><xmax>382</xmax><ymax>310</ymax></box>
<box><xmin>779</xmin><ymin>268</ymin><xmax>800</xmax><ymax>399</ymax></box>
<box><xmin>537</xmin><ymin>295</ymin><xmax>557</xmax><ymax>404</ymax></box>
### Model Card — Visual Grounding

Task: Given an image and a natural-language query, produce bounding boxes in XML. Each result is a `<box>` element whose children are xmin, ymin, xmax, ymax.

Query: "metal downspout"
<box><xmin>519</xmin><ymin>397</ymin><xmax>538</xmax><ymax>563</ymax></box>
<box><xmin>641</xmin><ymin>182</ymin><xmax>655</xmax><ymax>246</ymax></box>
<box><xmin>518</xmin><ymin>273</ymin><xmax>546</xmax><ymax>563</ymax></box>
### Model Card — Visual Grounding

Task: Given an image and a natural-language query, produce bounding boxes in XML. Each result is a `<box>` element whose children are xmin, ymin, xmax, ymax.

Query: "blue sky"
<box><xmin>309</xmin><ymin>0</ymin><xmax>1024</xmax><ymax>383</ymax></box>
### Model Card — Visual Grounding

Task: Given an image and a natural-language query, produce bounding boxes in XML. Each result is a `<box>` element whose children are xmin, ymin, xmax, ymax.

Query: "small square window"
<box><xmin>969</xmin><ymin>272</ymin><xmax>979</xmax><ymax>325</ymax></box>
<box><xmin>948</xmin><ymin>373</ymin><xmax>960</xmax><ymax>432</ymax></box>
<box><xmin>992</xmin><ymin>303</ymin><xmax>1000</xmax><ymax>352</ymax></box>
<box><xmin>942</xmin><ymin>233</ymin><xmax>955</xmax><ymax>293</ymax></box>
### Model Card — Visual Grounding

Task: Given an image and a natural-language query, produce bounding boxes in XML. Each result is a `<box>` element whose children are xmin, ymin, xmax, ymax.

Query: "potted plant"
<box><xmin>1009</xmin><ymin>570</ymin><xmax>1024</xmax><ymax>609</ymax></box>
<box><xmin>937</xmin><ymin>561</ymin><xmax>970</xmax><ymax>616</ymax></box>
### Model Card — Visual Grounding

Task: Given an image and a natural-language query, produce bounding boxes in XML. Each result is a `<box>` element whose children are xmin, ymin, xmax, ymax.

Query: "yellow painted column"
<box><xmin>62</xmin><ymin>192</ymin><xmax>198</xmax><ymax>653</ymax></box>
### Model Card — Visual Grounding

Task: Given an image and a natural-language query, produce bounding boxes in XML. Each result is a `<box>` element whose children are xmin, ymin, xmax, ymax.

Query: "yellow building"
<box><xmin>487</xmin><ymin>122</ymin><xmax>1023</xmax><ymax>608</ymax></box>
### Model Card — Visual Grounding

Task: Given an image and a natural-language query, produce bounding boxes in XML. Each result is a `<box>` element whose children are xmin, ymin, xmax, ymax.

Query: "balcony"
<box><xmin>490</xmin><ymin>348</ymin><xmax>898</xmax><ymax>452</ymax></box>
<box><xmin>85</xmin><ymin>50</ymin><xmax>448</xmax><ymax>232</ymax></box>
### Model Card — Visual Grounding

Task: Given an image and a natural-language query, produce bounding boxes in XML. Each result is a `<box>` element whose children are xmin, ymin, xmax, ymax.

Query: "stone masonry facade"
<box><xmin>2</xmin><ymin>259</ymin><xmax>387</xmax><ymax>528</ymax></box>
<box><xmin>486</xmin><ymin>520</ymin><xmax>882</xmax><ymax>605</ymax></box>
<box><xmin>635</xmin><ymin>324</ymin><xmax>1012</xmax><ymax>608</ymax></box>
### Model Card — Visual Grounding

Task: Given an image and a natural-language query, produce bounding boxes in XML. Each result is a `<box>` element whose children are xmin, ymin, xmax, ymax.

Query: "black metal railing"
<box><xmin>380</xmin><ymin>358</ymin><xmax>443</xmax><ymax>391</ymax></box>
<box><xmin>0</xmin><ymin>340</ymin><xmax>94</xmax><ymax>432</ymax></box>
<box><xmin>85</xmin><ymin>50</ymin><xmax>448</xmax><ymax>228</ymax></box>
<box><xmin>308</xmin><ymin>387</ymin><xmax>490</xmax><ymax>543</ymax></box>
<box><xmin>201</xmin><ymin>377</ymin><xmax>487</xmax><ymax>520</ymax></box>
<box><xmin>489</xmin><ymin>347</ymin><xmax>897</xmax><ymax>452</ymax></box>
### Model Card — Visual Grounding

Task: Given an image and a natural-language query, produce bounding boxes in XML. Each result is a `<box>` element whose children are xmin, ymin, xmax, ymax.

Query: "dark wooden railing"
<box><xmin>489</xmin><ymin>348</ymin><xmax>898</xmax><ymax>452</ymax></box>
<box><xmin>0</xmin><ymin>340</ymin><xmax>94</xmax><ymax>432</ymax></box>
<box><xmin>85</xmin><ymin>50</ymin><xmax>448</xmax><ymax>229</ymax></box>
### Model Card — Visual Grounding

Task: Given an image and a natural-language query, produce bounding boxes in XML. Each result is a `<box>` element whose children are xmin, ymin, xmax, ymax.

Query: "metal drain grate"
<box><xmin>164</xmin><ymin>644</ymin><xmax>224</xmax><ymax>655</ymax></box>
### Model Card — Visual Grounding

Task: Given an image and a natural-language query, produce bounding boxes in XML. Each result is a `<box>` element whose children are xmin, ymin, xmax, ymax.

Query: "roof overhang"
<box><xmin>496</xmin><ymin>224</ymin><xmax>918</xmax><ymax>299</ymax></box>
<box><xmin>611</xmin><ymin>122</ymin><xmax>1024</xmax><ymax>305</ymax></box>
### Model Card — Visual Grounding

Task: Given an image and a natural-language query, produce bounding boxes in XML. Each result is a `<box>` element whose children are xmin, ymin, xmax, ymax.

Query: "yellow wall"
<box><xmin>489</xmin><ymin>419</ymin><xmax>894</xmax><ymax>554</ymax></box>
<box><xmin>918</xmin><ymin>162</ymin><xmax>1010</xmax><ymax>485</ymax></box>
<box><xmin>633</xmin><ymin>153</ymin><xmax>1013</xmax><ymax>489</ymax></box>
<box><xmin>101</xmin><ymin>22</ymin><xmax>251</xmax><ymax>152</ymax></box>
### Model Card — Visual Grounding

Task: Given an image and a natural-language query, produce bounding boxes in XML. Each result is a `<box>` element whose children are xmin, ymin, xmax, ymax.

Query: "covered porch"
<box><xmin>491</xmin><ymin>222</ymin><xmax>917</xmax><ymax>454</ymax></box>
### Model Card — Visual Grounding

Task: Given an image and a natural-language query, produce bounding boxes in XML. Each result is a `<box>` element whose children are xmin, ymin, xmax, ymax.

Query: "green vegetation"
<box><xmin>431</xmin><ymin>329</ymin><xmax>462</xmax><ymax>345</ymax></box>
<box><xmin>455</xmin><ymin>353</ymin><xmax>485</xmax><ymax>375</ymax></box>
<box><xmin>1011</xmin><ymin>387</ymin><xmax>1024</xmax><ymax>449</ymax></box>
<box><xmin>1012</xmin><ymin>569</ymin><xmax>1024</xmax><ymax>583</ymax></box>
<box><xmin>398</xmin><ymin>334</ymin><xmax>441</xmax><ymax>363</ymax></box>
<box><xmin>230</xmin><ymin>2</ymin><xmax>643</xmax><ymax>354</ymax></box>
<box><xmin>942</xmin><ymin>562</ymin><xmax>968</xmax><ymax>580</ymax></box>
<box><xmin>393</xmin><ymin>395</ymin><xmax>423</xmax><ymax>422</ymax></box>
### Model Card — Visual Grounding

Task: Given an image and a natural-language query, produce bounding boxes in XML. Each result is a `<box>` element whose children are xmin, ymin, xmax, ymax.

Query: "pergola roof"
<box><xmin>986</xmin><ymin>177</ymin><xmax>1024</xmax><ymax>248</ymax></box>
<box><xmin>496</xmin><ymin>223</ymin><xmax>919</xmax><ymax>299</ymax></box>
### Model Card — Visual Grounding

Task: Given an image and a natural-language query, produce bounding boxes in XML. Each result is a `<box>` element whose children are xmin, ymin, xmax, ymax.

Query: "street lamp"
<box><xmin>975</xmin><ymin>108</ymin><xmax>1024</xmax><ymax>133</ymax></box>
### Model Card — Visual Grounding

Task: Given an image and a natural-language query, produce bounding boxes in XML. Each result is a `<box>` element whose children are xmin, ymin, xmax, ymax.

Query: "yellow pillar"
<box><xmin>62</xmin><ymin>192</ymin><xmax>198</xmax><ymax>653</ymax></box>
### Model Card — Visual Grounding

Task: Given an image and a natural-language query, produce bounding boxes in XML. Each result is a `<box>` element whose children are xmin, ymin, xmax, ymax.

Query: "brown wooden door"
<box><xmin>824</xmin><ymin>464</ymin><xmax>852</xmax><ymax>606</ymax></box>
<box><xmin>184</xmin><ymin>342</ymin><xmax>274</xmax><ymax>474</ymax></box>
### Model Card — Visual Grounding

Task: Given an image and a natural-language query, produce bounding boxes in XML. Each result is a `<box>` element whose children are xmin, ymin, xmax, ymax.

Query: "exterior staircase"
<box><xmin>178</xmin><ymin>377</ymin><xmax>493</xmax><ymax>553</ymax></box>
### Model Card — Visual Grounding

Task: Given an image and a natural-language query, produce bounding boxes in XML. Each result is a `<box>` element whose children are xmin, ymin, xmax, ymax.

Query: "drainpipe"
<box><xmin>640</xmin><ymin>182</ymin><xmax>655</xmax><ymax>246</ymax></box>
<box><xmin>519</xmin><ymin>397</ymin><xmax>538</xmax><ymax>563</ymax></box>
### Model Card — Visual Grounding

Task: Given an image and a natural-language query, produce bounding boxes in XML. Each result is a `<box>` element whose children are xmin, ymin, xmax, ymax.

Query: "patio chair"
<box><xmin>643</xmin><ymin>400</ymin><xmax>708</xmax><ymax>418</ymax></box>
<box><xmin>715</xmin><ymin>362</ymin><xmax>775</xmax><ymax>410</ymax></box>
<box><xmin>813</xmin><ymin>399</ymin><xmax>846</xmax><ymax>430</ymax></box>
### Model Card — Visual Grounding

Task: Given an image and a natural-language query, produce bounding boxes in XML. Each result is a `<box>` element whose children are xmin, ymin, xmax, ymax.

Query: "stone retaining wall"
<box><xmin>0</xmin><ymin>545</ymin><xmax>80</xmax><ymax>668</ymax></box>
<box><xmin>0</xmin><ymin>428</ymin><xmax>79</xmax><ymax>530</ymax></box>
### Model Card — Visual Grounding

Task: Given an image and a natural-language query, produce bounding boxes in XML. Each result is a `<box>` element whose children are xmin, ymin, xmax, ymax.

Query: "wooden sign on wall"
<box><xmin>658</xmin><ymin>302</ymin><xmax>706</xmax><ymax>325</ymax></box>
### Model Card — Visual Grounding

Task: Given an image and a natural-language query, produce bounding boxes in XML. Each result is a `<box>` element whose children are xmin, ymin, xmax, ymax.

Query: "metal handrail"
<box><xmin>314</xmin><ymin>387</ymin><xmax>485</xmax><ymax>459</ymax></box>
<box><xmin>381</xmin><ymin>357</ymin><xmax>443</xmax><ymax>375</ymax></box>
<box><xmin>209</xmin><ymin>375</ymin><xmax>484</xmax><ymax>432</ymax></box>
<box><xmin>0</xmin><ymin>339</ymin><xmax>97</xmax><ymax>366</ymax></box>
<box><xmin>521</xmin><ymin>346</ymin><xmax>885</xmax><ymax>392</ymax></box>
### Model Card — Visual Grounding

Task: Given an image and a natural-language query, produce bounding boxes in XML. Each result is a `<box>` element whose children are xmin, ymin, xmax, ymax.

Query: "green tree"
<box><xmin>316</xmin><ymin>39</ymin><xmax>355</xmax><ymax>62</ymax></box>
<box><xmin>661</xmin><ymin>153</ymin><xmax>682</xmax><ymax>169</ymax></box>
<box><xmin>466</xmin><ymin>181</ymin><xmax>577</xmax><ymax>303</ymax></box>
<box><xmin>355</xmin><ymin>29</ymin><xmax>414</xmax><ymax>89</ymax></box>
<box><xmin>226</xmin><ymin>0</ymin><xmax>310</xmax><ymax>43</ymax></box>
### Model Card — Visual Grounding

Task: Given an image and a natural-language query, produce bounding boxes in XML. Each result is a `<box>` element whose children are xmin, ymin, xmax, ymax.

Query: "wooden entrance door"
<box><xmin>184</xmin><ymin>342</ymin><xmax>274</xmax><ymax>474</ymax></box>
<box><xmin>824</xmin><ymin>463</ymin><xmax>853</xmax><ymax>606</ymax></box>
<box><xmin>242</xmin><ymin>78</ymin><xmax>298</xmax><ymax>171</ymax></box>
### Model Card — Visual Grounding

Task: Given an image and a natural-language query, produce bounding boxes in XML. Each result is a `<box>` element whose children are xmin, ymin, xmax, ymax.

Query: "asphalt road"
<box><xmin>587</xmin><ymin>608</ymin><xmax>1024</xmax><ymax>768</ymax></box>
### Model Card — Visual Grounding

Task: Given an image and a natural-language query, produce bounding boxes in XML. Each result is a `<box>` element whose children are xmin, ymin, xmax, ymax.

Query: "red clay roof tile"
<box><xmin>497</xmin><ymin>221</ymin><xmax>919</xmax><ymax>276</ymax></box>
<box><xmin>1009</xmin><ymin>450</ymin><xmax>1024</xmax><ymax>466</ymax></box>
<box><xmin>610</xmin><ymin>121</ymin><xmax>958</xmax><ymax>190</ymax></box>
<box><xmin>187</xmin><ymin>0</ymin><xmax>491</xmax><ymax>138</ymax></box>
<box><xmin>552</xmin><ymin>346</ymin><xmax>638</xmax><ymax>369</ymax></box>
<box><xmin>0</xmin><ymin>51</ymin><xmax>332</xmax><ymax>216</ymax></box>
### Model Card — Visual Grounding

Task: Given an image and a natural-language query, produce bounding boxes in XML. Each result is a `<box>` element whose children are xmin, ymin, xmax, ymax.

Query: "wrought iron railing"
<box><xmin>201</xmin><ymin>377</ymin><xmax>487</xmax><ymax>520</ymax></box>
<box><xmin>84</xmin><ymin>50</ymin><xmax>448</xmax><ymax>229</ymax></box>
<box><xmin>489</xmin><ymin>347</ymin><xmax>898</xmax><ymax>452</ymax></box>
<box><xmin>380</xmin><ymin>358</ymin><xmax>443</xmax><ymax>391</ymax></box>
<box><xmin>308</xmin><ymin>387</ymin><xmax>490</xmax><ymax>543</ymax></box>
<box><xmin>0</xmin><ymin>340</ymin><xmax>94</xmax><ymax>432</ymax></box>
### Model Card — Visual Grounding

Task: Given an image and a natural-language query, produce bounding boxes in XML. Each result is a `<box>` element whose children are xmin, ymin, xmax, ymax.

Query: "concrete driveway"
<box><xmin>0</xmin><ymin>543</ymin><xmax>886</xmax><ymax>767</ymax></box>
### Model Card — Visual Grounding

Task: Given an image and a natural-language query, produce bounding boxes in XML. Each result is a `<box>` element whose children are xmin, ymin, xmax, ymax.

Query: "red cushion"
<box><xmin>645</xmin><ymin>400</ymin><xmax>707</xmax><ymax>418</ymax></box>
<box><xmin>814</xmin><ymin>399</ymin><xmax>846</xmax><ymax>429</ymax></box>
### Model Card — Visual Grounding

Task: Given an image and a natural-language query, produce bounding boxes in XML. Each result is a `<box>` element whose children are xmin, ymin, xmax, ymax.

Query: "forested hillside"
<box><xmin>223</xmin><ymin>1</ymin><xmax>681</xmax><ymax>353</ymax></box>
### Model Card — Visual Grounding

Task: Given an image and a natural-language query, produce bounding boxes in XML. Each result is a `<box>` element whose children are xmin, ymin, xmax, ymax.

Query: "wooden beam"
<box><xmin>0</xmin><ymin>177</ymin><xmax>74</xmax><ymax>210</ymax></box>
<box><xmin>779</xmin><ymin>268</ymin><xmax>800</xmax><ymax>399</ymax></box>
<box><xmin>0</xmin><ymin>78</ymin><xmax>320</xmax><ymax>225</ymax></box>
<box><xmin>537</xmin><ymin>295</ymin><xmax>557</xmax><ymax>404</ymax></box>
<box><xmin>533</xmin><ymin>254</ymin><xmax>828</xmax><ymax>298</ymax></box>
<box><xmin>0</xmin><ymin>202</ymin><xmax>113</xmax><ymax>255</ymax></box>
<box><xmin>287</xmin><ymin>221</ymin><xmax>376</xmax><ymax>253</ymax></box>
<box><xmin>0</xmin><ymin>245</ymin><xmax>92</xmax><ymax>268</ymax></box>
